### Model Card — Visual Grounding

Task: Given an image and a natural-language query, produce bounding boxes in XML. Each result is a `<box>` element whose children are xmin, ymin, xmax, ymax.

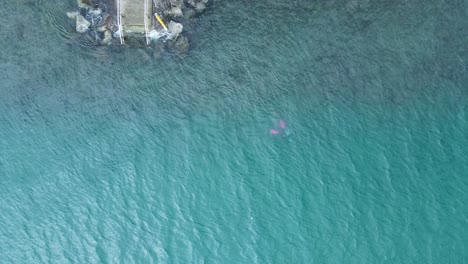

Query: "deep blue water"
<box><xmin>0</xmin><ymin>0</ymin><xmax>467</xmax><ymax>262</ymax></box>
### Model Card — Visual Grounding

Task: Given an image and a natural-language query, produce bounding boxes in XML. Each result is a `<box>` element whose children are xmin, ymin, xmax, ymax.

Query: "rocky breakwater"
<box><xmin>67</xmin><ymin>0</ymin><xmax>114</xmax><ymax>46</ymax></box>
<box><xmin>151</xmin><ymin>0</ymin><xmax>209</xmax><ymax>53</ymax></box>
<box><xmin>66</xmin><ymin>0</ymin><xmax>210</xmax><ymax>55</ymax></box>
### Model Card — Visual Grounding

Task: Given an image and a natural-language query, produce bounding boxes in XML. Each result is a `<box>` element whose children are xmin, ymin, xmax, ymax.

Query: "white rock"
<box><xmin>66</xmin><ymin>11</ymin><xmax>79</xmax><ymax>19</ymax></box>
<box><xmin>89</xmin><ymin>8</ymin><xmax>102</xmax><ymax>16</ymax></box>
<box><xmin>77</xmin><ymin>0</ymin><xmax>91</xmax><ymax>9</ymax></box>
<box><xmin>100</xmin><ymin>30</ymin><xmax>112</xmax><ymax>45</ymax></box>
<box><xmin>75</xmin><ymin>15</ymin><xmax>90</xmax><ymax>33</ymax></box>
<box><xmin>195</xmin><ymin>2</ymin><xmax>206</xmax><ymax>12</ymax></box>
<box><xmin>97</xmin><ymin>25</ymin><xmax>107</xmax><ymax>32</ymax></box>
<box><xmin>186</xmin><ymin>0</ymin><xmax>196</xmax><ymax>7</ymax></box>
<box><xmin>167</xmin><ymin>21</ymin><xmax>183</xmax><ymax>39</ymax></box>
<box><xmin>113</xmin><ymin>30</ymin><xmax>122</xmax><ymax>39</ymax></box>
<box><xmin>168</xmin><ymin>6</ymin><xmax>183</xmax><ymax>17</ymax></box>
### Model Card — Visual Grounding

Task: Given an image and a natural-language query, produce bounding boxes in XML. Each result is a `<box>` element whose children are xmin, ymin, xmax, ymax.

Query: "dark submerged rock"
<box><xmin>167</xmin><ymin>35</ymin><xmax>189</xmax><ymax>54</ymax></box>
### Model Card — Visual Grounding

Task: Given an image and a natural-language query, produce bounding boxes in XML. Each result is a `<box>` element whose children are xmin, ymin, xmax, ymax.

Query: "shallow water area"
<box><xmin>0</xmin><ymin>0</ymin><xmax>467</xmax><ymax>263</ymax></box>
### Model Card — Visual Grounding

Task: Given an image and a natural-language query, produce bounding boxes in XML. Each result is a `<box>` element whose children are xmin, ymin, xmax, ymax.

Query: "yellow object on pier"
<box><xmin>155</xmin><ymin>13</ymin><xmax>168</xmax><ymax>31</ymax></box>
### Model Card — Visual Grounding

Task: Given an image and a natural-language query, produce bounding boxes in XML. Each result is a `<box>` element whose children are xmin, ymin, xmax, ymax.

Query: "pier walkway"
<box><xmin>116</xmin><ymin>0</ymin><xmax>152</xmax><ymax>44</ymax></box>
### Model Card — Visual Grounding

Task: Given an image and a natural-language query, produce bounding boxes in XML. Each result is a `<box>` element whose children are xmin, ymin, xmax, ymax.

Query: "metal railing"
<box><xmin>117</xmin><ymin>0</ymin><xmax>124</xmax><ymax>44</ymax></box>
<box><xmin>144</xmin><ymin>0</ymin><xmax>150</xmax><ymax>45</ymax></box>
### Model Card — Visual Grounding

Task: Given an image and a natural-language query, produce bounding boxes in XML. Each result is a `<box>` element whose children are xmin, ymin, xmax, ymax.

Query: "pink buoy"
<box><xmin>270</xmin><ymin>129</ymin><xmax>279</xmax><ymax>135</ymax></box>
<box><xmin>278</xmin><ymin>120</ymin><xmax>286</xmax><ymax>129</ymax></box>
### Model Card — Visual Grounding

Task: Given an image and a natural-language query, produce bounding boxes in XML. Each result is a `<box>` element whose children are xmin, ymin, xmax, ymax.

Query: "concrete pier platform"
<box><xmin>117</xmin><ymin>0</ymin><xmax>152</xmax><ymax>40</ymax></box>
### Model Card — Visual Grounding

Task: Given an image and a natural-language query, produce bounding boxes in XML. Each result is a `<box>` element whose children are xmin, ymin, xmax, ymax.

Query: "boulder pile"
<box><xmin>67</xmin><ymin>0</ymin><xmax>210</xmax><ymax>55</ymax></box>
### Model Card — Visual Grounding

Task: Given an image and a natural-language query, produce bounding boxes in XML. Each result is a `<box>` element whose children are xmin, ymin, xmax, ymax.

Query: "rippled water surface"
<box><xmin>1</xmin><ymin>0</ymin><xmax>467</xmax><ymax>263</ymax></box>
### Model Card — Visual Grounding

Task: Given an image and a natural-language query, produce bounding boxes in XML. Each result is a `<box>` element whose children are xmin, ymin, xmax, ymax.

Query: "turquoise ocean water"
<box><xmin>1</xmin><ymin>0</ymin><xmax>467</xmax><ymax>262</ymax></box>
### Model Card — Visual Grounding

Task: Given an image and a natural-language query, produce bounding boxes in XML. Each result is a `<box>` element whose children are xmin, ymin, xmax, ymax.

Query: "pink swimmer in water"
<box><xmin>270</xmin><ymin>129</ymin><xmax>280</xmax><ymax>135</ymax></box>
<box><xmin>278</xmin><ymin>120</ymin><xmax>286</xmax><ymax>129</ymax></box>
<box><xmin>270</xmin><ymin>120</ymin><xmax>287</xmax><ymax>135</ymax></box>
